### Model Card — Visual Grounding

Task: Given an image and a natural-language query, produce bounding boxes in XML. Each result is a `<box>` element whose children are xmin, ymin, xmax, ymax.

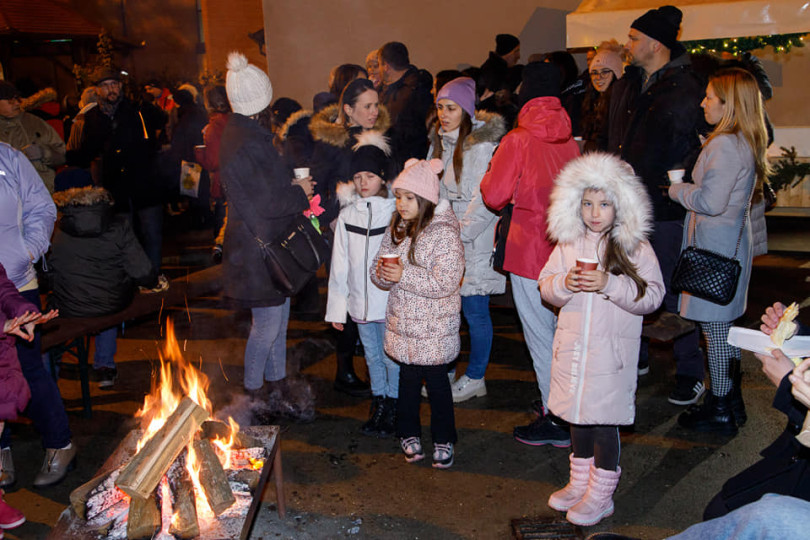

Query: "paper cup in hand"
<box><xmin>667</xmin><ymin>169</ymin><xmax>686</xmax><ymax>184</ymax></box>
<box><xmin>576</xmin><ymin>258</ymin><xmax>598</xmax><ymax>271</ymax></box>
<box><xmin>381</xmin><ymin>254</ymin><xmax>400</xmax><ymax>266</ymax></box>
<box><xmin>293</xmin><ymin>167</ymin><xmax>310</xmax><ymax>179</ymax></box>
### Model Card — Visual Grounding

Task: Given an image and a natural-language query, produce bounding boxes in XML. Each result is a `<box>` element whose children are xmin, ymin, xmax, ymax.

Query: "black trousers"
<box><xmin>397</xmin><ymin>363</ymin><xmax>457</xmax><ymax>445</ymax></box>
<box><xmin>571</xmin><ymin>424</ymin><xmax>620</xmax><ymax>471</ymax></box>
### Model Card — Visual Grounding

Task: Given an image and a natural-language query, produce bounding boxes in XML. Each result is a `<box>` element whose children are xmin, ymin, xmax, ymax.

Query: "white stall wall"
<box><xmin>261</xmin><ymin>0</ymin><xmax>580</xmax><ymax>107</ymax></box>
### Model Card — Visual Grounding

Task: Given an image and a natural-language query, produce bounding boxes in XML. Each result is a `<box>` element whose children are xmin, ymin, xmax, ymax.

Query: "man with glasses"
<box><xmin>0</xmin><ymin>81</ymin><xmax>65</xmax><ymax>192</ymax></box>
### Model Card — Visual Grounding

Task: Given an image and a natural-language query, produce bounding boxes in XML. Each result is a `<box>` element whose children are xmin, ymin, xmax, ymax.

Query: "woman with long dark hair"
<box><xmin>672</xmin><ymin>68</ymin><xmax>771</xmax><ymax>434</ymax></box>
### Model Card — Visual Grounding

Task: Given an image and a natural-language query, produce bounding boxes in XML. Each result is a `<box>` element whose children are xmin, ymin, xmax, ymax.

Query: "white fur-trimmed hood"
<box><xmin>547</xmin><ymin>152</ymin><xmax>652</xmax><ymax>253</ymax></box>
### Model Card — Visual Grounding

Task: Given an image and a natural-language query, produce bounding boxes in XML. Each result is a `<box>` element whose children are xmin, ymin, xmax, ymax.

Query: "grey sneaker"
<box><xmin>33</xmin><ymin>443</ymin><xmax>77</xmax><ymax>487</ymax></box>
<box><xmin>400</xmin><ymin>437</ymin><xmax>424</xmax><ymax>463</ymax></box>
<box><xmin>95</xmin><ymin>367</ymin><xmax>118</xmax><ymax>389</ymax></box>
<box><xmin>432</xmin><ymin>442</ymin><xmax>454</xmax><ymax>469</ymax></box>
<box><xmin>451</xmin><ymin>375</ymin><xmax>487</xmax><ymax>403</ymax></box>
<box><xmin>0</xmin><ymin>447</ymin><xmax>14</xmax><ymax>488</ymax></box>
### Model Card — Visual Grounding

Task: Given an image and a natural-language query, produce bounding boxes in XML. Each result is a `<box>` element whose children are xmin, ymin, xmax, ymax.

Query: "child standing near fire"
<box><xmin>0</xmin><ymin>262</ymin><xmax>58</xmax><ymax>534</ymax></box>
<box><xmin>538</xmin><ymin>153</ymin><xmax>664</xmax><ymax>526</ymax></box>
<box><xmin>371</xmin><ymin>158</ymin><xmax>464</xmax><ymax>469</ymax></box>
<box><xmin>326</xmin><ymin>132</ymin><xmax>398</xmax><ymax>437</ymax></box>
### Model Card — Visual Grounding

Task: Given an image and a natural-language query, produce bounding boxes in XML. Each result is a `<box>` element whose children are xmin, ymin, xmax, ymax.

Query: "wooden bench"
<box><xmin>41</xmin><ymin>265</ymin><xmax>223</xmax><ymax>418</ymax></box>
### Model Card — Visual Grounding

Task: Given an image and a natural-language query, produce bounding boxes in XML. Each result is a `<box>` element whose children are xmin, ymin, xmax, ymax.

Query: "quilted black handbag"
<box><xmin>254</xmin><ymin>214</ymin><xmax>329</xmax><ymax>297</ymax></box>
<box><xmin>672</xmin><ymin>192</ymin><xmax>750</xmax><ymax>306</ymax></box>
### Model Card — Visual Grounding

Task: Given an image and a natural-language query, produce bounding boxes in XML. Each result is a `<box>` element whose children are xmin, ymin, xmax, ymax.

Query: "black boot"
<box><xmin>376</xmin><ymin>397</ymin><xmax>397</xmax><ymax>438</ymax></box>
<box><xmin>361</xmin><ymin>395</ymin><xmax>385</xmax><ymax>435</ymax></box>
<box><xmin>728</xmin><ymin>359</ymin><xmax>746</xmax><ymax>427</ymax></box>
<box><xmin>678</xmin><ymin>392</ymin><xmax>738</xmax><ymax>434</ymax></box>
<box><xmin>333</xmin><ymin>320</ymin><xmax>371</xmax><ymax>398</ymax></box>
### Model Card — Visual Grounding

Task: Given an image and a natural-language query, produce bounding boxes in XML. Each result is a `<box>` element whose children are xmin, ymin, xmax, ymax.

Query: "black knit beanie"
<box><xmin>349</xmin><ymin>132</ymin><xmax>392</xmax><ymax>181</ymax></box>
<box><xmin>631</xmin><ymin>5</ymin><xmax>683</xmax><ymax>51</ymax></box>
<box><xmin>518</xmin><ymin>62</ymin><xmax>561</xmax><ymax>107</ymax></box>
<box><xmin>495</xmin><ymin>34</ymin><xmax>520</xmax><ymax>56</ymax></box>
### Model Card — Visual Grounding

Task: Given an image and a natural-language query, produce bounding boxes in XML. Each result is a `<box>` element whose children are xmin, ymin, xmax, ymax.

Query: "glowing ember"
<box><xmin>248</xmin><ymin>458</ymin><xmax>264</xmax><ymax>471</ymax></box>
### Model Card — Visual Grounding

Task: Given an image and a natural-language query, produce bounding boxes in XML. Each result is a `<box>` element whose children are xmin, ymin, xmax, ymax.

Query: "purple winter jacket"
<box><xmin>0</xmin><ymin>263</ymin><xmax>33</xmax><ymax>421</ymax></box>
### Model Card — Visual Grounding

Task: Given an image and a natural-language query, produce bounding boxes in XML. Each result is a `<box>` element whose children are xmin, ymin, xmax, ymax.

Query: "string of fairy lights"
<box><xmin>683</xmin><ymin>33</ymin><xmax>807</xmax><ymax>55</ymax></box>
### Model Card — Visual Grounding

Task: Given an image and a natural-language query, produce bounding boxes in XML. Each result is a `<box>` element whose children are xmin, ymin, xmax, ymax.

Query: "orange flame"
<box><xmin>211</xmin><ymin>417</ymin><xmax>239</xmax><ymax>469</ymax></box>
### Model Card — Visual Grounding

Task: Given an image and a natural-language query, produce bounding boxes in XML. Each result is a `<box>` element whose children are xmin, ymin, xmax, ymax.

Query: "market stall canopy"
<box><xmin>566</xmin><ymin>0</ymin><xmax>810</xmax><ymax>48</ymax></box>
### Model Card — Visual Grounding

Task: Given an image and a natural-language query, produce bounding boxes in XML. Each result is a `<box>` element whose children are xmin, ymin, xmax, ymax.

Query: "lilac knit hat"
<box><xmin>436</xmin><ymin>77</ymin><xmax>476</xmax><ymax>119</ymax></box>
<box><xmin>391</xmin><ymin>158</ymin><xmax>443</xmax><ymax>204</ymax></box>
<box><xmin>590</xmin><ymin>49</ymin><xmax>624</xmax><ymax>80</ymax></box>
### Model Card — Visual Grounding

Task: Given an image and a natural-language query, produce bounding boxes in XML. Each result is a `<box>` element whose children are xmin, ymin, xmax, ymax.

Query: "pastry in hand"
<box><xmin>771</xmin><ymin>302</ymin><xmax>799</xmax><ymax>347</ymax></box>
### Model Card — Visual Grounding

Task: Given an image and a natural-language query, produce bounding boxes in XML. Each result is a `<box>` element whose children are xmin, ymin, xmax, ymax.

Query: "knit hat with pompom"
<box><xmin>391</xmin><ymin>158</ymin><xmax>443</xmax><ymax>204</ymax></box>
<box><xmin>225</xmin><ymin>52</ymin><xmax>273</xmax><ymax>116</ymax></box>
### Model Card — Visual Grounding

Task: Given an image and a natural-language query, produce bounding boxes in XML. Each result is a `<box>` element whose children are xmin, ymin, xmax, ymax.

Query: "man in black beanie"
<box><xmin>605</xmin><ymin>5</ymin><xmax>709</xmax><ymax>409</ymax></box>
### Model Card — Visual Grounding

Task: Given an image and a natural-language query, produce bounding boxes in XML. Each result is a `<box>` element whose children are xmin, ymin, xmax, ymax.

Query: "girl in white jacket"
<box><xmin>325</xmin><ymin>132</ymin><xmax>398</xmax><ymax>437</ymax></box>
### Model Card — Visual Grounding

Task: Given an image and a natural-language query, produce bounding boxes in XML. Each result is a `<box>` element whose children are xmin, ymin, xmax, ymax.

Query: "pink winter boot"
<box><xmin>548</xmin><ymin>454</ymin><xmax>594</xmax><ymax>511</ymax></box>
<box><xmin>0</xmin><ymin>490</ymin><xmax>25</xmax><ymax>530</ymax></box>
<box><xmin>566</xmin><ymin>464</ymin><xmax>621</xmax><ymax>526</ymax></box>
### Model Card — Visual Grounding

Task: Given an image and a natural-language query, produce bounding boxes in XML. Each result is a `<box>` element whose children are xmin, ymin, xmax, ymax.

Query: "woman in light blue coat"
<box><xmin>669</xmin><ymin>68</ymin><xmax>771</xmax><ymax>434</ymax></box>
<box><xmin>428</xmin><ymin>77</ymin><xmax>506</xmax><ymax>402</ymax></box>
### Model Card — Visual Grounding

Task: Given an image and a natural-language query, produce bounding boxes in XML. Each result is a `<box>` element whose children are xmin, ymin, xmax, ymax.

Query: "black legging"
<box><xmin>571</xmin><ymin>424</ymin><xmax>620</xmax><ymax>471</ymax></box>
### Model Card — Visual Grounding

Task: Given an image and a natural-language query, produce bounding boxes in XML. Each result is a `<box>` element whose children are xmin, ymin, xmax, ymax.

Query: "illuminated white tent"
<box><xmin>566</xmin><ymin>0</ymin><xmax>810</xmax><ymax>48</ymax></box>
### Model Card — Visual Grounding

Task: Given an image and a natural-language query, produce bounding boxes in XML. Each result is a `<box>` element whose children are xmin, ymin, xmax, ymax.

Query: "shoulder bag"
<box><xmin>671</xmin><ymin>182</ymin><xmax>753</xmax><ymax>306</ymax></box>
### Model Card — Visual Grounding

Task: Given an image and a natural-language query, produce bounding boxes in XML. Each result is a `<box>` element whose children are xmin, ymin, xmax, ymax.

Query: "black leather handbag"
<box><xmin>672</xmin><ymin>190</ymin><xmax>751</xmax><ymax>306</ymax></box>
<box><xmin>254</xmin><ymin>214</ymin><xmax>329</xmax><ymax>297</ymax></box>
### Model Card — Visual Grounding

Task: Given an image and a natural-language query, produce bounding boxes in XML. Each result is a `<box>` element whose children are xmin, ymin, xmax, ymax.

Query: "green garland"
<box><xmin>684</xmin><ymin>33</ymin><xmax>807</xmax><ymax>55</ymax></box>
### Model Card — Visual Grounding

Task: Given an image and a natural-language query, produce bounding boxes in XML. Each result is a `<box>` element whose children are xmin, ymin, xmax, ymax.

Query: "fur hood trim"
<box><xmin>547</xmin><ymin>152</ymin><xmax>652</xmax><ymax>253</ymax></box>
<box><xmin>52</xmin><ymin>186</ymin><xmax>114</xmax><ymax>208</ymax></box>
<box><xmin>21</xmin><ymin>88</ymin><xmax>57</xmax><ymax>111</ymax></box>
<box><xmin>310</xmin><ymin>103</ymin><xmax>391</xmax><ymax>147</ymax></box>
<box><xmin>429</xmin><ymin>110</ymin><xmax>506</xmax><ymax>151</ymax></box>
<box><xmin>277</xmin><ymin>108</ymin><xmax>311</xmax><ymax>141</ymax></box>
<box><xmin>336</xmin><ymin>181</ymin><xmax>358</xmax><ymax>207</ymax></box>
<box><xmin>352</xmin><ymin>130</ymin><xmax>391</xmax><ymax>155</ymax></box>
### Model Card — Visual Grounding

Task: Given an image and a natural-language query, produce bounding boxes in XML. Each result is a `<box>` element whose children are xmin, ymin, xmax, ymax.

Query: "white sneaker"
<box><xmin>451</xmin><ymin>375</ymin><xmax>487</xmax><ymax>403</ymax></box>
<box><xmin>421</xmin><ymin>372</ymin><xmax>456</xmax><ymax>399</ymax></box>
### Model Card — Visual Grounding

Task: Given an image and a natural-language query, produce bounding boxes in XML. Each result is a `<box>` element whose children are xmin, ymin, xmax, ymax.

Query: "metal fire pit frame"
<box><xmin>48</xmin><ymin>425</ymin><xmax>282</xmax><ymax>540</ymax></box>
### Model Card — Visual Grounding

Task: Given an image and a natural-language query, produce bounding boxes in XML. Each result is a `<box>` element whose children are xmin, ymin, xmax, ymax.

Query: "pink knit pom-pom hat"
<box><xmin>391</xmin><ymin>158</ymin><xmax>444</xmax><ymax>204</ymax></box>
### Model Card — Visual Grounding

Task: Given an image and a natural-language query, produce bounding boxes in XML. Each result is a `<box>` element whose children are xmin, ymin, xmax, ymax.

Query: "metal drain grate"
<box><xmin>510</xmin><ymin>516</ymin><xmax>583</xmax><ymax>539</ymax></box>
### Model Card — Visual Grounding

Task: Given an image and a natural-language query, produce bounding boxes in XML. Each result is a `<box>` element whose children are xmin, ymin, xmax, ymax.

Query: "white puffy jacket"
<box><xmin>325</xmin><ymin>185</ymin><xmax>396</xmax><ymax>323</ymax></box>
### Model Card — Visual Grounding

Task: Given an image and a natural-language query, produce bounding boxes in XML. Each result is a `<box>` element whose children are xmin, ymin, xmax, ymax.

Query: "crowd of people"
<box><xmin>0</xmin><ymin>2</ymin><xmax>806</xmax><ymax>535</ymax></box>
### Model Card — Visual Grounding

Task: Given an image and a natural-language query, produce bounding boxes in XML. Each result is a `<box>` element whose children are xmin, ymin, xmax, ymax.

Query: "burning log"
<box><xmin>168</xmin><ymin>450</ymin><xmax>200</xmax><ymax>539</ymax></box>
<box><xmin>201</xmin><ymin>419</ymin><xmax>263</xmax><ymax>449</ymax></box>
<box><xmin>126</xmin><ymin>493</ymin><xmax>160</xmax><ymax>540</ymax></box>
<box><xmin>192</xmin><ymin>438</ymin><xmax>236</xmax><ymax>516</ymax></box>
<box><xmin>116</xmin><ymin>397</ymin><xmax>209</xmax><ymax>500</ymax></box>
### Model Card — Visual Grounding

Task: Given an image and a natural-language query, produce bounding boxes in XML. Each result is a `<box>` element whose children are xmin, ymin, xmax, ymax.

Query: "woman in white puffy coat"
<box><xmin>325</xmin><ymin>132</ymin><xmax>398</xmax><ymax>437</ymax></box>
<box><xmin>428</xmin><ymin>77</ymin><xmax>506</xmax><ymax>402</ymax></box>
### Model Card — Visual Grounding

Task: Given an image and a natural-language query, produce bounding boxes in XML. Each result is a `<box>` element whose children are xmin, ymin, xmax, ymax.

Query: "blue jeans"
<box><xmin>93</xmin><ymin>326</ymin><xmax>118</xmax><ymax>370</ymax></box>
<box><xmin>461</xmin><ymin>295</ymin><xmax>493</xmax><ymax>380</ymax></box>
<box><xmin>244</xmin><ymin>299</ymin><xmax>290</xmax><ymax>390</ymax></box>
<box><xmin>356</xmin><ymin>321</ymin><xmax>399</xmax><ymax>398</ymax></box>
<box><xmin>511</xmin><ymin>274</ymin><xmax>557</xmax><ymax>407</ymax></box>
<box><xmin>1</xmin><ymin>289</ymin><xmax>72</xmax><ymax>450</ymax></box>
<box><xmin>668</xmin><ymin>494</ymin><xmax>810</xmax><ymax>540</ymax></box>
<box><xmin>640</xmin><ymin>219</ymin><xmax>704</xmax><ymax>380</ymax></box>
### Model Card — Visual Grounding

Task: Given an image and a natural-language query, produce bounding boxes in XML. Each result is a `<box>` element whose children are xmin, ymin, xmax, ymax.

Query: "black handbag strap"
<box><xmin>687</xmin><ymin>174</ymin><xmax>756</xmax><ymax>261</ymax></box>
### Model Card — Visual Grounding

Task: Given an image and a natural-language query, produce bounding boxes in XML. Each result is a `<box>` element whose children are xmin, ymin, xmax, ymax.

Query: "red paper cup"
<box><xmin>381</xmin><ymin>254</ymin><xmax>400</xmax><ymax>266</ymax></box>
<box><xmin>576</xmin><ymin>258</ymin><xmax>598</xmax><ymax>271</ymax></box>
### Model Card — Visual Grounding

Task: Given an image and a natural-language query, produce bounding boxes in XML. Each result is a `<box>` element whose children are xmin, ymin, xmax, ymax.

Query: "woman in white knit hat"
<box><xmin>218</xmin><ymin>52</ymin><xmax>315</xmax><ymax>394</ymax></box>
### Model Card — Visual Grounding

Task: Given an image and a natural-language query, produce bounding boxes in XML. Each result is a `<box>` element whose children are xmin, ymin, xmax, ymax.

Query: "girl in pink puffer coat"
<box><xmin>538</xmin><ymin>153</ymin><xmax>664</xmax><ymax>527</ymax></box>
<box><xmin>371</xmin><ymin>158</ymin><xmax>464</xmax><ymax>470</ymax></box>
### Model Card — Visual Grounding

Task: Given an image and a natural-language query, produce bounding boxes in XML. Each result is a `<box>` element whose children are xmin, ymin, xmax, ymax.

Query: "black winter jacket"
<box><xmin>380</xmin><ymin>66</ymin><xmax>433</xmax><ymax>171</ymax></box>
<box><xmin>49</xmin><ymin>189</ymin><xmax>156</xmax><ymax>317</ymax></box>
<box><xmin>219</xmin><ymin>114</ymin><xmax>309</xmax><ymax>308</ymax></box>
<box><xmin>605</xmin><ymin>53</ymin><xmax>708</xmax><ymax>221</ymax></box>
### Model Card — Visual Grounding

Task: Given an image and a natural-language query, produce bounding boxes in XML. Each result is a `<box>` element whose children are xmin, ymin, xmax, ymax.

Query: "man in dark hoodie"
<box><xmin>605</xmin><ymin>5</ymin><xmax>709</xmax><ymax>407</ymax></box>
<box><xmin>378</xmin><ymin>42</ymin><xmax>433</xmax><ymax>171</ymax></box>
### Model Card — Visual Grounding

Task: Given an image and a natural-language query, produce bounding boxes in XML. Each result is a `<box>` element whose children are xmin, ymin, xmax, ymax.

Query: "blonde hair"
<box><xmin>705</xmin><ymin>68</ymin><xmax>771</xmax><ymax>191</ymax></box>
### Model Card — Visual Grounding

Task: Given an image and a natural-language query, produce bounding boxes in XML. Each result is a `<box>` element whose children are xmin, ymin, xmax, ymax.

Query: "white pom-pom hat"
<box><xmin>225</xmin><ymin>51</ymin><xmax>273</xmax><ymax>117</ymax></box>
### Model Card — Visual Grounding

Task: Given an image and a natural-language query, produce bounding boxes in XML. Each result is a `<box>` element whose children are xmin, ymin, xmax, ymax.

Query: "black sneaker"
<box><xmin>668</xmin><ymin>376</ymin><xmax>706</xmax><ymax>405</ymax></box>
<box><xmin>637</xmin><ymin>356</ymin><xmax>650</xmax><ymax>376</ymax></box>
<box><xmin>95</xmin><ymin>367</ymin><xmax>118</xmax><ymax>389</ymax></box>
<box><xmin>513</xmin><ymin>415</ymin><xmax>571</xmax><ymax>448</ymax></box>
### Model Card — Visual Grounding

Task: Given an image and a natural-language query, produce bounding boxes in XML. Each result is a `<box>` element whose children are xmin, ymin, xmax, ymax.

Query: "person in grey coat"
<box><xmin>669</xmin><ymin>68</ymin><xmax>771</xmax><ymax>434</ymax></box>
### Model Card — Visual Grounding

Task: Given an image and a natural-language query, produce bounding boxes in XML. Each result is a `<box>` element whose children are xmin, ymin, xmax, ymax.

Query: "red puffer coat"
<box><xmin>0</xmin><ymin>263</ymin><xmax>33</xmax><ymax>421</ymax></box>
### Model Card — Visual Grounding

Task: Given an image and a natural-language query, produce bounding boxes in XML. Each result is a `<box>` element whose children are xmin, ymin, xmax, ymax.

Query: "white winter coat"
<box><xmin>429</xmin><ymin>111</ymin><xmax>506</xmax><ymax>297</ymax></box>
<box><xmin>325</xmin><ymin>184</ymin><xmax>396</xmax><ymax>323</ymax></box>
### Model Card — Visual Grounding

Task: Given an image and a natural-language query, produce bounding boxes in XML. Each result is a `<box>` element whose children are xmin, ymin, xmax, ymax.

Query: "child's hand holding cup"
<box><xmin>566</xmin><ymin>258</ymin><xmax>596</xmax><ymax>292</ymax></box>
<box><xmin>573</xmin><ymin>258</ymin><xmax>606</xmax><ymax>292</ymax></box>
<box><xmin>292</xmin><ymin>167</ymin><xmax>315</xmax><ymax>198</ymax></box>
<box><xmin>377</xmin><ymin>254</ymin><xmax>403</xmax><ymax>283</ymax></box>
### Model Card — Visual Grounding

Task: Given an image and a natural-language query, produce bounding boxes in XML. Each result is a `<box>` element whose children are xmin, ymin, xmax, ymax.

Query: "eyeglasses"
<box><xmin>589</xmin><ymin>69</ymin><xmax>613</xmax><ymax>80</ymax></box>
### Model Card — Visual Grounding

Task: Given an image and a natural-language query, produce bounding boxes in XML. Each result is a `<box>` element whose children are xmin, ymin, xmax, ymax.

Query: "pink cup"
<box><xmin>576</xmin><ymin>258</ymin><xmax>598</xmax><ymax>271</ymax></box>
<box><xmin>381</xmin><ymin>254</ymin><xmax>400</xmax><ymax>266</ymax></box>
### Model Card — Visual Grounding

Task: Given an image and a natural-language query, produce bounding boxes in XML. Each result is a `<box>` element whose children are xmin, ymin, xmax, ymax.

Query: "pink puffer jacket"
<box><xmin>370</xmin><ymin>200</ymin><xmax>464</xmax><ymax>365</ymax></box>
